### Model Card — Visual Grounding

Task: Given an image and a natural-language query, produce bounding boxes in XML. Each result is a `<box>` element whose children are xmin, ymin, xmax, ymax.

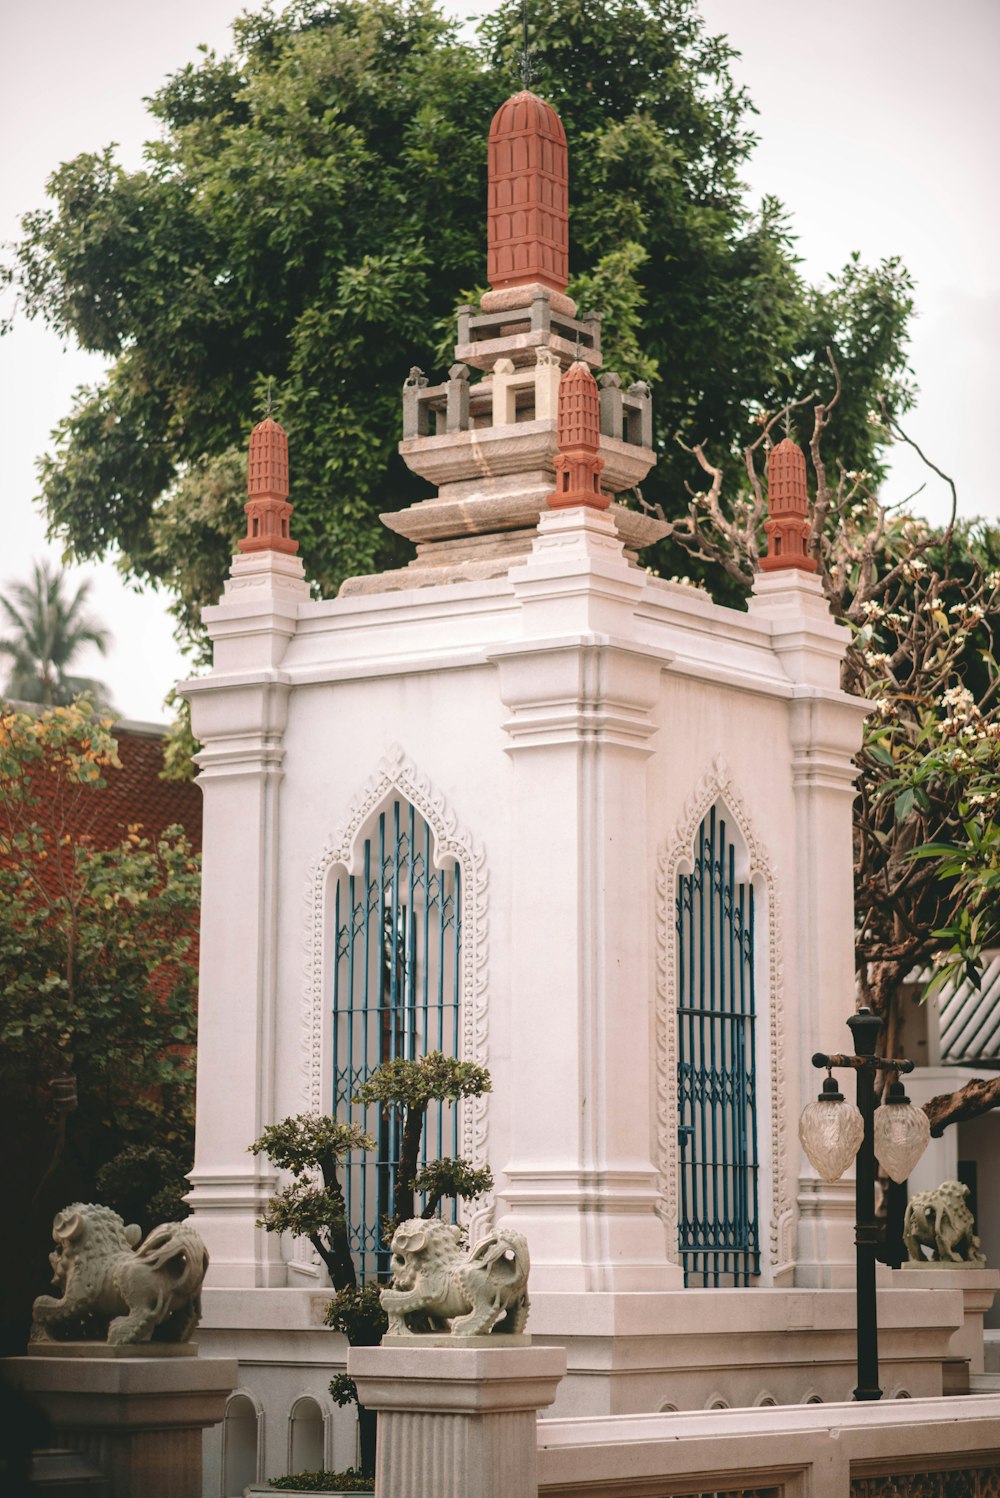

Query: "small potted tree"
<box><xmin>247</xmin><ymin>1052</ymin><xmax>491</xmax><ymax>1494</ymax></box>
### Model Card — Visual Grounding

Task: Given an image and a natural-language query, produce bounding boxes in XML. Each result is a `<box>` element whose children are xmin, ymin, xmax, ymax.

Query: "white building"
<box><xmin>182</xmin><ymin>88</ymin><xmax>994</xmax><ymax>1495</ymax></box>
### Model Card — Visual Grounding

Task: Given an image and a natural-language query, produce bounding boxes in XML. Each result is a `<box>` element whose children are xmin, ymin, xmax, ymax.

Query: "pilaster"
<box><xmin>749</xmin><ymin>569</ymin><xmax>870</xmax><ymax>1285</ymax></box>
<box><xmin>181</xmin><ymin>550</ymin><xmax>310</xmax><ymax>1286</ymax></box>
<box><xmin>490</xmin><ymin>509</ymin><xmax>681</xmax><ymax>1289</ymax></box>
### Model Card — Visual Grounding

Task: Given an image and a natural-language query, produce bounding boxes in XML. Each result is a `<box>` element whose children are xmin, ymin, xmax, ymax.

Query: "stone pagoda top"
<box><xmin>340</xmin><ymin>87</ymin><xmax>664</xmax><ymax>598</ymax></box>
<box><xmin>487</xmin><ymin>89</ymin><xmax>569</xmax><ymax>302</ymax></box>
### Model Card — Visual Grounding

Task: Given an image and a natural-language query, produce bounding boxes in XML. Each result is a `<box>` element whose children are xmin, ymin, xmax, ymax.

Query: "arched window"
<box><xmin>332</xmin><ymin>797</ymin><xmax>461</xmax><ymax>1282</ymax></box>
<box><xmin>676</xmin><ymin>803</ymin><xmax>760</xmax><ymax>1287</ymax></box>
<box><xmin>288</xmin><ymin>1396</ymin><xmax>325</xmax><ymax>1474</ymax></box>
<box><xmin>222</xmin><ymin>1393</ymin><xmax>259</xmax><ymax>1497</ymax></box>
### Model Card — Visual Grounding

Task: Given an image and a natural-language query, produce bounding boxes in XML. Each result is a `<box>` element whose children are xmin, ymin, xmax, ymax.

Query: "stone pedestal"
<box><xmin>2</xmin><ymin>1353</ymin><xmax>238</xmax><ymax>1498</ymax></box>
<box><xmin>894</xmin><ymin>1264</ymin><xmax>1000</xmax><ymax>1374</ymax></box>
<box><xmin>349</xmin><ymin>1344</ymin><xmax>566</xmax><ymax>1498</ymax></box>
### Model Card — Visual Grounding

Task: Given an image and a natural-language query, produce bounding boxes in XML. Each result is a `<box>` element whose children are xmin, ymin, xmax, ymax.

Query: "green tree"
<box><xmin>8</xmin><ymin>0</ymin><xmax>914</xmax><ymax>648</ymax></box>
<box><xmin>0</xmin><ymin>700</ymin><xmax>200</xmax><ymax>1351</ymax></box>
<box><xmin>661</xmin><ymin>375</ymin><xmax>1000</xmax><ymax>1134</ymax></box>
<box><xmin>249</xmin><ymin>1050</ymin><xmax>492</xmax><ymax>1481</ymax></box>
<box><xmin>0</xmin><ymin>560</ymin><xmax>111</xmax><ymax>706</ymax></box>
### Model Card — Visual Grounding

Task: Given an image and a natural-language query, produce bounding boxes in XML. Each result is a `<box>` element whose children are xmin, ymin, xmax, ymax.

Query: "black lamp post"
<box><xmin>808</xmin><ymin>1007</ymin><xmax>924</xmax><ymax>1403</ymax></box>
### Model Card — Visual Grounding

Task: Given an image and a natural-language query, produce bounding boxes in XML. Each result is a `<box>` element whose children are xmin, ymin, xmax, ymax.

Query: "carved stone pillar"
<box><xmin>350</xmin><ymin>1344</ymin><xmax>566</xmax><ymax>1498</ymax></box>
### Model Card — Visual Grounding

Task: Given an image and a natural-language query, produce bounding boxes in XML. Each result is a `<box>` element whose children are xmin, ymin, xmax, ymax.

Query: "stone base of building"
<box><xmin>194</xmin><ymin>1280</ymin><xmax>986</xmax><ymax>1494</ymax></box>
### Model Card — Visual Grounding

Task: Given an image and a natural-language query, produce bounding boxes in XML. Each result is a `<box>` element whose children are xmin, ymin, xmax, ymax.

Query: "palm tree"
<box><xmin>0</xmin><ymin>560</ymin><xmax>112</xmax><ymax>707</ymax></box>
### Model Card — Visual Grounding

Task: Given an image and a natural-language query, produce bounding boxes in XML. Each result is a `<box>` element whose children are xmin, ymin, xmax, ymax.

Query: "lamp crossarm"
<box><xmin>811</xmin><ymin>1051</ymin><xmax>915</xmax><ymax>1075</ymax></box>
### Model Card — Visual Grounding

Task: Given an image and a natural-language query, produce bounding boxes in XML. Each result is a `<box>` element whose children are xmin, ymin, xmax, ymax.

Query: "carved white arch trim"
<box><xmin>655</xmin><ymin>755</ymin><xmax>792</xmax><ymax>1277</ymax></box>
<box><xmin>222</xmin><ymin>1388</ymin><xmax>264</xmax><ymax>1490</ymax></box>
<box><xmin>303</xmin><ymin>745</ymin><xmax>491</xmax><ymax>1234</ymax></box>
<box><xmin>287</xmin><ymin>1394</ymin><xmax>329</xmax><ymax>1475</ymax></box>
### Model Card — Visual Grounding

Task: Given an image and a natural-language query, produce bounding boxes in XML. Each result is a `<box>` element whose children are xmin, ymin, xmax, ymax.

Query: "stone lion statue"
<box><xmin>380</xmin><ymin>1218</ymin><xmax>530</xmax><ymax>1337</ymax></box>
<box><xmin>903</xmin><ymin>1180</ymin><xmax>986</xmax><ymax>1267</ymax></box>
<box><xmin>30</xmin><ymin>1203</ymin><xmax>210</xmax><ymax>1345</ymax></box>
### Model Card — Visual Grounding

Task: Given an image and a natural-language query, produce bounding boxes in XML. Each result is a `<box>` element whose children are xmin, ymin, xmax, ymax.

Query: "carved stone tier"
<box><xmin>480</xmin><ymin>280</ymin><xmax>576</xmax><ymax>317</ymax></box>
<box><xmin>455</xmin><ymin>289</ymin><xmax>601</xmax><ymax>372</ymax></box>
<box><xmin>399</xmin><ymin>423</ymin><xmax>655</xmax><ymax>496</ymax></box>
<box><xmin>340</xmin><ymin>280</ymin><xmax>661</xmax><ymax>599</ymax></box>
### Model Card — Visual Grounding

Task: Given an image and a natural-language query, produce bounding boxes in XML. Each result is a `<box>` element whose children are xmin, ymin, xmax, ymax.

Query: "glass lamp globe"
<box><xmin>874</xmin><ymin>1080</ymin><xmax>931</xmax><ymax>1184</ymax></box>
<box><xmin>799</xmin><ymin>1076</ymin><xmax>865</xmax><ymax>1182</ymax></box>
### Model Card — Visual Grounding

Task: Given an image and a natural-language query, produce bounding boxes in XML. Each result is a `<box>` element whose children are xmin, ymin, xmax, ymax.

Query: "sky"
<box><xmin>2</xmin><ymin>0</ymin><xmax>998</xmax><ymax>722</ymax></box>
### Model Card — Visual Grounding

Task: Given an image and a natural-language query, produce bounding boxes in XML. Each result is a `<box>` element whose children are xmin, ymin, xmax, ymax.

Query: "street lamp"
<box><xmin>797</xmin><ymin>1007</ymin><xmax>930</xmax><ymax>1402</ymax></box>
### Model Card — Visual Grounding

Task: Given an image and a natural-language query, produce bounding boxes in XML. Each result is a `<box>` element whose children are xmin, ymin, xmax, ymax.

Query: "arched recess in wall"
<box><xmin>288</xmin><ymin>1395</ymin><xmax>326</xmax><ymax>1474</ymax></box>
<box><xmin>221</xmin><ymin>1390</ymin><xmax>261</xmax><ymax>1497</ymax></box>
<box><xmin>304</xmin><ymin>746</ymin><xmax>491</xmax><ymax>1280</ymax></box>
<box><xmin>655</xmin><ymin>758</ymin><xmax>792</xmax><ymax>1285</ymax></box>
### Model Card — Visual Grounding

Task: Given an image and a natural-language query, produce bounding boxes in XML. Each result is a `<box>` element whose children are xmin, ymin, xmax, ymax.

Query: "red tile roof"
<box><xmin>84</xmin><ymin>721</ymin><xmax>203</xmax><ymax>853</ymax></box>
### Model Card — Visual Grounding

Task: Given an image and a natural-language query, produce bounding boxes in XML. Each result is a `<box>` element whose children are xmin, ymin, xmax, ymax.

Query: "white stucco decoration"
<box><xmin>655</xmin><ymin>757</ymin><xmax>792</xmax><ymax>1274</ymax></box>
<box><xmin>303</xmin><ymin>745</ymin><xmax>492</xmax><ymax>1238</ymax></box>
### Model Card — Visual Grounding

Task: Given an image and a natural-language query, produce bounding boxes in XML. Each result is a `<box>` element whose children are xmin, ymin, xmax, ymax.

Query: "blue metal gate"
<box><xmin>332</xmin><ymin>799</ymin><xmax>461</xmax><ymax>1282</ymax></box>
<box><xmin>676</xmin><ymin>806</ymin><xmax>760</xmax><ymax>1287</ymax></box>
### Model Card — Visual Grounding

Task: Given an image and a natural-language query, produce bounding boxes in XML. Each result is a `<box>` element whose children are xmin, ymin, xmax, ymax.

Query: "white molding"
<box><xmin>655</xmin><ymin>757</ymin><xmax>793</xmax><ymax>1278</ymax></box>
<box><xmin>303</xmin><ymin>745</ymin><xmax>492</xmax><ymax>1238</ymax></box>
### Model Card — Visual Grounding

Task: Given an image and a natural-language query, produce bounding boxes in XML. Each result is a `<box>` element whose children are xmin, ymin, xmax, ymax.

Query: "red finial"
<box><xmin>238</xmin><ymin>416</ymin><xmax>299</xmax><ymax>556</ymax></box>
<box><xmin>487</xmin><ymin>90</ymin><xmax>569</xmax><ymax>294</ymax></box>
<box><xmin>760</xmin><ymin>436</ymin><xmax>816</xmax><ymax>573</ymax></box>
<box><xmin>546</xmin><ymin>361</ymin><xmax>607</xmax><ymax>510</ymax></box>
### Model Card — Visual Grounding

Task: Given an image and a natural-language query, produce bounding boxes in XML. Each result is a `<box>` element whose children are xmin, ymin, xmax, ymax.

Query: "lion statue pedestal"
<box><xmin>9</xmin><ymin>1203</ymin><xmax>230</xmax><ymax>1498</ymax></box>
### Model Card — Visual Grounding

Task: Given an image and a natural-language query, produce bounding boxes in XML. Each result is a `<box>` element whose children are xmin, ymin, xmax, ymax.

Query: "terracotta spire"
<box><xmin>487</xmin><ymin>90</ymin><xmax>569</xmax><ymax>294</ymax></box>
<box><xmin>760</xmin><ymin>436</ymin><xmax>816</xmax><ymax>573</ymax></box>
<box><xmin>238</xmin><ymin>416</ymin><xmax>299</xmax><ymax>556</ymax></box>
<box><xmin>547</xmin><ymin>361</ymin><xmax>607</xmax><ymax>510</ymax></box>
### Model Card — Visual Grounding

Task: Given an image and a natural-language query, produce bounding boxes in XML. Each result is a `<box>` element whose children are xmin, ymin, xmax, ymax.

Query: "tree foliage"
<box><xmin>0</xmin><ymin>701</ymin><xmax>200</xmax><ymax>1122</ymax></box>
<box><xmin>250</xmin><ymin>1052</ymin><xmax>492</xmax><ymax>1476</ymax></box>
<box><xmin>0</xmin><ymin>561</ymin><xmax>111</xmax><ymax>707</ymax></box>
<box><xmin>249</xmin><ymin>1114</ymin><xmax>375</xmax><ymax>1289</ymax></box>
<box><xmin>660</xmin><ymin>372</ymin><xmax>1000</xmax><ymax>1128</ymax></box>
<box><xmin>354</xmin><ymin>1051</ymin><xmax>492</xmax><ymax>1225</ymax></box>
<box><xmin>250</xmin><ymin>1053</ymin><xmax>493</xmax><ymax>1292</ymax></box>
<box><xmin>0</xmin><ymin>700</ymin><xmax>200</xmax><ymax>1350</ymax></box>
<box><xmin>9</xmin><ymin>0</ymin><xmax>914</xmax><ymax>645</ymax></box>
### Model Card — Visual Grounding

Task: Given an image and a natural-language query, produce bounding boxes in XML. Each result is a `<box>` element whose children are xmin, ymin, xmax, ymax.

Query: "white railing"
<box><xmin>537</xmin><ymin>1394</ymin><xmax>1000</xmax><ymax>1497</ymax></box>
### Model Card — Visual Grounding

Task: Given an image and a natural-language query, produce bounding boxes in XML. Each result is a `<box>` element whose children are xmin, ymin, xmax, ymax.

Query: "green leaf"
<box><xmin>893</xmin><ymin>788</ymin><xmax>915</xmax><ymax>822</ymax></box>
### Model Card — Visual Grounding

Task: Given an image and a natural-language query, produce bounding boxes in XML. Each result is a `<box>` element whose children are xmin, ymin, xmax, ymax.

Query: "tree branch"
<box><xmin>923</xmin><ymin>1075</ymin><xmax>1000</xmax><ymax>1137</ymax></box>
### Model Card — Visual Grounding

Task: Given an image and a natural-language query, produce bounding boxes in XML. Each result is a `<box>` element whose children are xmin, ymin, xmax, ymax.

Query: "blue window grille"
<box><xmin>676</xmin><ymin>806</ymin><xmax>760</xmax><ymax>1287</ymax></box>
<box><xmin>332</xmin><ymin>799</ymin><xmax>461</xmax><ymax>1283</ymax></box>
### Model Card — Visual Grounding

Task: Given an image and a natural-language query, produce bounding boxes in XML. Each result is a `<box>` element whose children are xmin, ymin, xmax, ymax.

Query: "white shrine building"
<box><xmin>181</xmin><ymin>89</ymin><xmax>994</xmax><ymax>1492</ymax></box>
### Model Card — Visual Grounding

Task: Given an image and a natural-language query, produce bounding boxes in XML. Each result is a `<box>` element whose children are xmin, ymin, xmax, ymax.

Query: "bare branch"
<box><xmin>924</xmin><ymin>1076</ymin><xmax>1000</xmax><ymax>1137</ymax></box>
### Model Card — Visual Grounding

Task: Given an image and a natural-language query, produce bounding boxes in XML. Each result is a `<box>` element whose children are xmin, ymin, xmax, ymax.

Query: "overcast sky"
<box><xmin>2</xmin><ymin>0</ymin><xmax>997</xmax><ymax>721</ymax></box>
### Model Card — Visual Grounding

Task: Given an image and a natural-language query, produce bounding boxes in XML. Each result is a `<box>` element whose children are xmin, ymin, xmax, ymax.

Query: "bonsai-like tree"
<box><xmin>249</xmin><ymin>1050</ymin><xmax>492</xmax><ymax>1481</ymax></box>
<box><xmin>353</xmin><ymin>1051</ymin><xmax>493</xmax><ymax>1229</ymax></box>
